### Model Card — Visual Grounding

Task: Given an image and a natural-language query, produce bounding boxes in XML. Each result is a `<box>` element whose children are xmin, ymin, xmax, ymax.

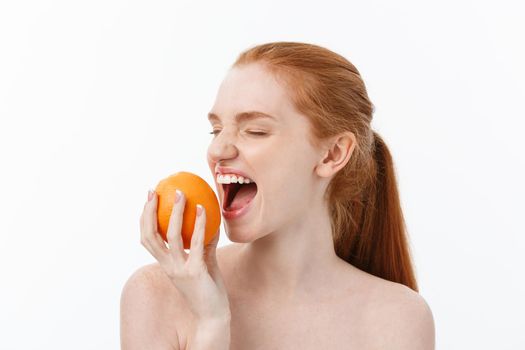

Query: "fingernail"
<box><xmin>175</xmin><ymin>189</ymin><xmax>182</xmax><ymax>203</ymax></box>
<box><xmin>196</xmin><ymin>204</ymin><xmax>203</xmax><ymax>216</ymax></box>
<box><xmin>148</xmin><ymin>189</ymin><xmax>154</xmax><ymax>201</ymax></box>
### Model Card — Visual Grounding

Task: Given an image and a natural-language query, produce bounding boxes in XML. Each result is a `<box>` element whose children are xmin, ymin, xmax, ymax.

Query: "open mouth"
<box><xmin>222</xmin><ymin>182</ymin><xmax>258</xmax><ymax>211</ymax></box>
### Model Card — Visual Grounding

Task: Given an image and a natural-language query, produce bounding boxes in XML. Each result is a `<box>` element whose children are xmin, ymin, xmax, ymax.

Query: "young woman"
<box><xmin>121</xmin><ymin>41</ymin><xmax>435</xmax><ymax>350</ymax></box>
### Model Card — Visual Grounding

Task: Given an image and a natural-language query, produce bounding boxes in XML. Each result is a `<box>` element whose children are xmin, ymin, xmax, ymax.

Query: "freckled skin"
<box><xmin>207</xmin><ymin>62</ymin><xmax>352</xmax><ymax>299</ymax></box>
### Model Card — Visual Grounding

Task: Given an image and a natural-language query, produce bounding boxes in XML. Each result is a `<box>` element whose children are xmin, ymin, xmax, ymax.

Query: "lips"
<box><xmin>215</xmin><ymin>166</ymin><xmax>254</xmax><ymax>181</ymax></box>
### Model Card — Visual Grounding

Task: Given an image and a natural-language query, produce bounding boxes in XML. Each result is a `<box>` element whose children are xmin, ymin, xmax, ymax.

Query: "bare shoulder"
<box><xmin>120</xmin><ymin>262</ymin><xmax>190</xmax><ymax>350</ymax></box>
<box><xmin>362</xmin><ymin>277</ymin><xmax>436</xmax><ymax>350</ymax></box>
<box><xmin>122</xmin><ymin>262</ymin><xmax>185</xmax><ymax>303</ymax></box>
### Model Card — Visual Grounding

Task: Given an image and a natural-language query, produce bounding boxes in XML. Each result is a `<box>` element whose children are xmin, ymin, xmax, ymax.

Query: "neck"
<box><xmin>234</xmin><ymin>199</ymin><xmax>349</xmax><ymax>302</ymax></box>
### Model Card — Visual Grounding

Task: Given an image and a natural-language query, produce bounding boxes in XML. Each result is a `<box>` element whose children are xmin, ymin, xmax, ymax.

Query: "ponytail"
<box><xmin>334</xmin><ymin>131</ymin><xmax>418</xmax><ymax>292</ymax></box>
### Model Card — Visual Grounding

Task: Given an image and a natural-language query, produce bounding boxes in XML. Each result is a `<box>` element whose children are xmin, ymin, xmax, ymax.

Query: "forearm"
<box><xmin>186</xmin><ymin>317</ymin><xmax>231</xmax><ymax>350</ymax></box>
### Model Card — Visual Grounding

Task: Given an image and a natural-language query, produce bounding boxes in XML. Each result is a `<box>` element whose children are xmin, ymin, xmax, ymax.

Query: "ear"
<box><xmin>315</xmin><ymin>131</ymin><xmax>356</xmax><ymax>178</ymax></box>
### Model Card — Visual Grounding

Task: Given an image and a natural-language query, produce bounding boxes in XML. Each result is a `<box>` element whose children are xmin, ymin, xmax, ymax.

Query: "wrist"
<box><xmin>188</xmin><ymin>316</ymin><xmax>231</xmax><ymax>350</ymax></box>
<box><xmin>195</xmin><ymin>312</ymin><xmax>231</xmax><ymax>326</ymax></box>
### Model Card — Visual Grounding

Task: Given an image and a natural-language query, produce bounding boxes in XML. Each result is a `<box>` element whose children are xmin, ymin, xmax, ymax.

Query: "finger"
<box><xmin>204</xmin><ymin>228</ymin><xmax>224</xmax><ymax>287</ymax></box>
<box><xmin>203</xmin><ymin>228</ymin><xmax>220</xmax><ymax>263</ymax></box>
<box><xmin>149</xmin><ymin>192</ymin><xmax>171</xmax><ymax>250</ymax></box>
<box><xmin>166</xmin><ymin>189</ymin><xmax>187</xmax><ymax>265</ymax></box>
<box><xmin>188</xmin><ymin>204</ymin><xmax>206</xmax><ymax>268</ymax></box>
<box><xmin>142</xmin><ymin>190</ymin><xmax>169</xmax><ymax>263</ymax></box>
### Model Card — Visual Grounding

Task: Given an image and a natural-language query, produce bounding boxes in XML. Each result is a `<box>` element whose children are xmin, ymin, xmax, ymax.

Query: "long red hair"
<box><xmin>233</xmin><ymin>41</ymin><xmax>418</xmax><ymax>292</ymax></box>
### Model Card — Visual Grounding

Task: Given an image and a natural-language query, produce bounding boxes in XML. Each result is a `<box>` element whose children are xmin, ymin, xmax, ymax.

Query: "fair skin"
<box><xmin>121</xmin><ymin>62</ymin><xmax>435</xmax><ymax>349</ymax></box>
<box><xmin>206</xmin><ymin>62</ymin><xmax>358</xmax><ymax>303</ymax></box>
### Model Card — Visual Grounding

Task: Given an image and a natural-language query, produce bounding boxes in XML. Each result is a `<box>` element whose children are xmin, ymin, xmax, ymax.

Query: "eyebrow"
<box><xmin>207</xmin><ymin>111</ymin><xmax>277</xmax><ymax>123</ymax></box>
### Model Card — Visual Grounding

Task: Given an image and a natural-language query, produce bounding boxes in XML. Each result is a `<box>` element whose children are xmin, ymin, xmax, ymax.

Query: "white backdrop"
<box><xmin>1</xmin><ymin>1</ymin><xmax>524</xmax><ymax>349</ymax></box>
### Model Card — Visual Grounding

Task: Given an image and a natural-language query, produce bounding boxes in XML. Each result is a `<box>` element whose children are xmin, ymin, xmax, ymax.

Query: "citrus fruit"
<box><xmin>154</xmin><ymin>171</ymin><xmax>221</xmax><ymax>249</ymax></box>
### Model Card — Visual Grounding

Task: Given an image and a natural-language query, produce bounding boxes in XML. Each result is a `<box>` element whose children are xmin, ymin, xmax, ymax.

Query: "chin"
<box><xmin>224</xmin><ymin>226</ymin><xmax>260</xmax><ymax>243</ymax></box>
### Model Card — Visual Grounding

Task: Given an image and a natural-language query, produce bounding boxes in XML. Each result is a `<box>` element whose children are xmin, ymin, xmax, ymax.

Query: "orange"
<box><xmin>154</xmin><ymin>171</ymin><xmax>221</xmax><ymax>249</ymax></box>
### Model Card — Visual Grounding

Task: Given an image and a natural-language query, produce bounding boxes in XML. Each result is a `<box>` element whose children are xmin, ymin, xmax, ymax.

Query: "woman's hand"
<box><xmin>140</xmin><ymin>189</ymin><xmax>231</xmax><ymax>323</ymax></box>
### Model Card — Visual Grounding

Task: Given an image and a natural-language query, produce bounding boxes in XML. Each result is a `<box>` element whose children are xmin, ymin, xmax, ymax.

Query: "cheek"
<box><xmin>263</xmin><ymin>176</ymin><xmax>310</xmax><ymax>208</ymax></box>
<box><xmin>246</xmin><ymin>137</ymin><xmax>315</xmax><ymax>199</ymax></box>
<box><xmin>259</xmin><ymin>158</ymin><xmax>315</xmax><ymax>211</ymax></box>
<box><xmin>258</xmin><ymin>180</ymin><xmax>311</xmax><ymax>229</ymax></box>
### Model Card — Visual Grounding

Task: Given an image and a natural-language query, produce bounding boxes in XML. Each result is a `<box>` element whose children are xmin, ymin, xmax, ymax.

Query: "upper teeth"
<box><xmin>217</xmin><ymin>174</ymin><xmax>253</xmax><ymax>184</ymax></box>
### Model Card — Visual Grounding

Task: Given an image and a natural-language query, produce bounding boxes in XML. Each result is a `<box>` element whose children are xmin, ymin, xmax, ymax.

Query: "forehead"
<box><xmin>209</xmin><ymin>63</ymin><xmax>294</xmax><ymax>122</ymax></box>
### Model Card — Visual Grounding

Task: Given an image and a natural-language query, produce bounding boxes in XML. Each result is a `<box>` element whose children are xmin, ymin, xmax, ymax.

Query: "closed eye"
<box><xmin>208</xmin><ymin>130</ymin><xmax>267</xmax><ymax>136</ymax></box>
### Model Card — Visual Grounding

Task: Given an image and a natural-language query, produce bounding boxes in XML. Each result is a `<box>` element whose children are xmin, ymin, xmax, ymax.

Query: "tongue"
<box><xmin>228</xmin><ymin>183</ymin><xmax>257</xmax><ymax>210</ymax></box>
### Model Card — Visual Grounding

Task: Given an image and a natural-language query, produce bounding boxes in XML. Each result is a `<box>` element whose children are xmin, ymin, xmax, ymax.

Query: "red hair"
<box><xmin>233</xmin><ymin>41</ymin><xmax>418</xmax><ymax>291</ymax></box>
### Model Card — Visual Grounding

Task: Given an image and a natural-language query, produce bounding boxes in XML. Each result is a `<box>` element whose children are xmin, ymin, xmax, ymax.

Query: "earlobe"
<box><xmin>315</xmin><ymin>161</ymin><xmax>332</xmax><ymax>178</ymax></box>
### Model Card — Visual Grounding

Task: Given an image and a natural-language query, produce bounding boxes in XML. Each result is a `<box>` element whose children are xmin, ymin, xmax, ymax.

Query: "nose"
<box><xmin>207</xmin><ymin>130</ymin><xmax>239</xmax><ymax>164</ymax></box>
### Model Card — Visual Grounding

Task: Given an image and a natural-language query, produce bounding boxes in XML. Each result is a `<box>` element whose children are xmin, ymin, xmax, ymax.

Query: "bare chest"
<box><xmin>227</xmin><ymin>295</ymin><xmax>373</xmax><ymax>350</ymax></box>
<box><xmin>214</xmin><ymin>245</ymin><xmax>380</xmax><ymax>349</ymax></box>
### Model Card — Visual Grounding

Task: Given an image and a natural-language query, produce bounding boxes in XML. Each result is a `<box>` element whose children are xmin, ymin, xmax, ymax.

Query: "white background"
<box><xmin>1</xmin><ymin>1</ymin><xmax>524</xmax><ymax>349</ymax></box>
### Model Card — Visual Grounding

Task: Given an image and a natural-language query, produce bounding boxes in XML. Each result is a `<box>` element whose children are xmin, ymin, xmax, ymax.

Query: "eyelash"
<box><xmin>209</xmin><ymin>130</ymin><xmax>267</xmax><ymax>136</ymax></box>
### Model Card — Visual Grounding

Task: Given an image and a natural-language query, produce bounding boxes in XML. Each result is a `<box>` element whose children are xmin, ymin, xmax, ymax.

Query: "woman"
<box><xmin>121</xmin><ymin>41</ymin><xmax>435</xmax><ymax>349</ymax></box>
